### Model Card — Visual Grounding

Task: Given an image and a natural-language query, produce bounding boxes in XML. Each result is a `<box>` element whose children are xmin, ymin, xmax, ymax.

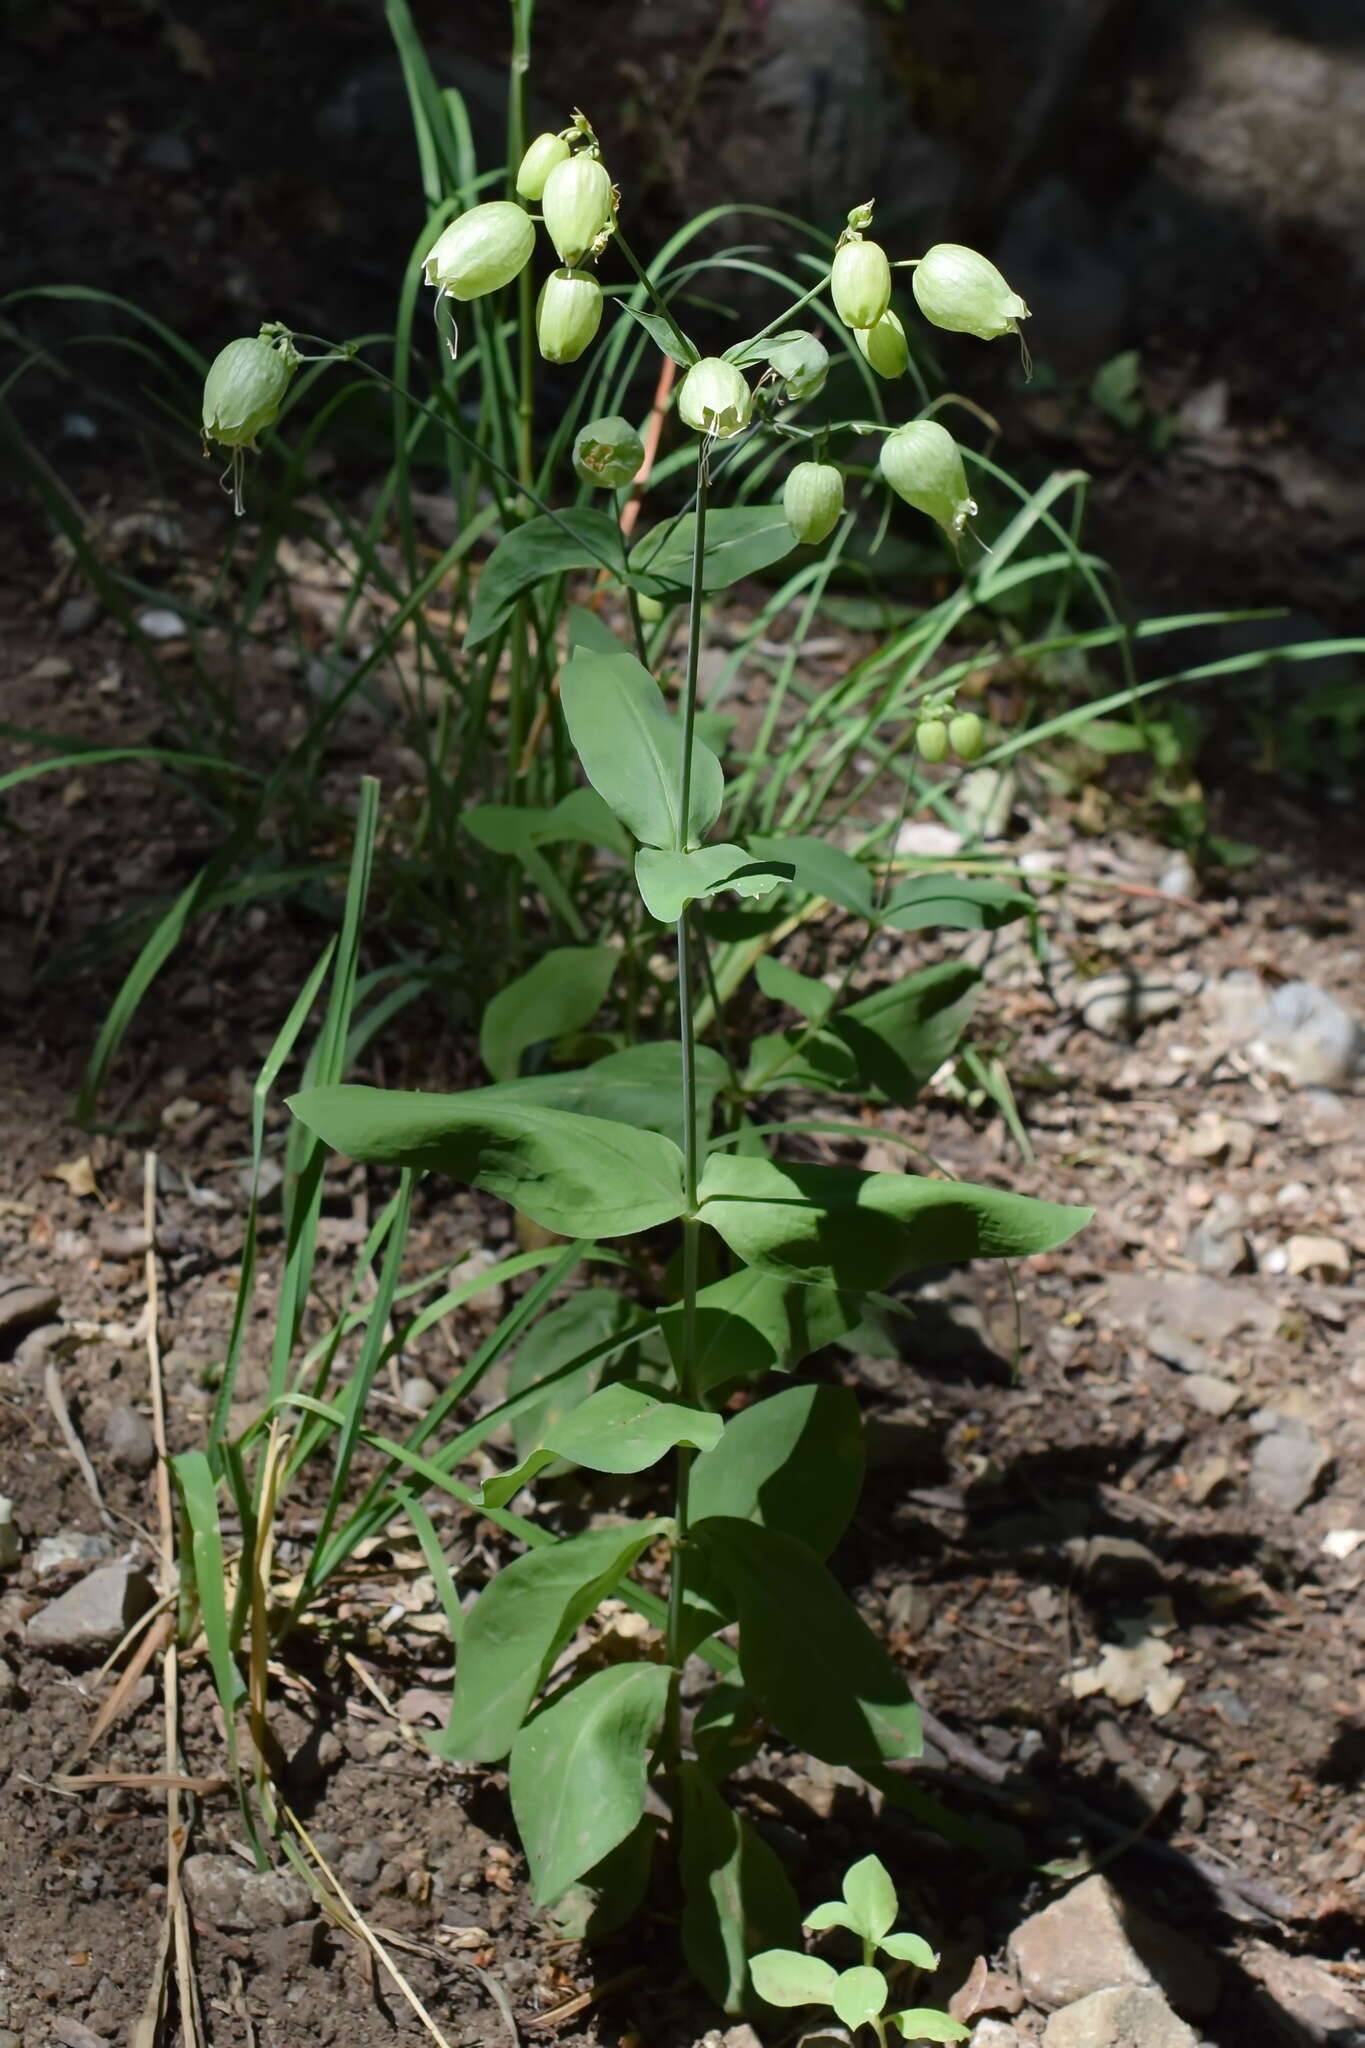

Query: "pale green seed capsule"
<box><xmin>636</xmin><ymin>593</ymin><xmax>667</xmax><ymax>623</ymax></box>
<box><xmin>573</xmin><ymin>414</ymin><xmax>645</xmax><ymax>490</ymax></box>
<box><xmin>541</xmin><ymin>153</ymin><xmax>613</xmax><ymax>268</ymax></box>
<box><xmin>916</xmin><ymin>719</ymin><xmax>949</xmax><ymax>764</ymax></box>
<box><xmin>202</xmin><ymin>336</ymin><xmax>293</xmax><ymax>448</ymax></box>
<box><xmin>677</xmin><ymin>357</ymin><xmax>752</xmax><ymax>439</ymax></box>
<box><xmin>912</xmin><ymin>243</ymin><xmax>1029</xmax><ymax>341</ymax></box>
<box><xmin>424</xmin><ymin>201</ymin><xmax>535</xmax><ymax>300</ymax></box>
<box><xmin>782</xmin><ymin>461</ymin><xmax>844</xmax><ymax>545</ymax></box>
<box><xmin>516</xmin><ymin>130</ymin><xmax>570</xmax><ymax>201</ymax></box>
<box><xmin>854</xmin><ymin>307</ymin><xmax>909</xmax><ymax>381</ymax></box>
<box><xmin>879</xmin><ymin>420</ymin><xmax>977</xmax><ymax>538</ymax></box>
<box><xmin>949</xmin><ymin>711</ymin><xmax>986</xmax><ymax>761</ymax></box>
<box><xmin>536</xmin><ymin>268</ymin><xmax>603</xmax><ymax>364</ymax></box>
<box><xmin>831</xmin><ymin>238</ymin><xmax>891</xmax><ymax>329</ymax></box>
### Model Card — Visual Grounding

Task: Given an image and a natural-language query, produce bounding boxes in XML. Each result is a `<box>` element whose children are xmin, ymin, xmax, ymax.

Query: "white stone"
<box><xmin>1042</xmin><ymin>1985</ymin><xmax>1196</xmax><ymax>2048</ymax></box>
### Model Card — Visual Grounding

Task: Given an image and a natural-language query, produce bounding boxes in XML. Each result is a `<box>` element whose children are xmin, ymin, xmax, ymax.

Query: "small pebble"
<box><xmin>399</xmin><ymin>1375</ymin><xmax>438</xmax><ymax>1415</ymax></box>
<box><xmin>102</xmin><ymin>1403</ymin><xmax>157</xmax><ymax>1476</ymax></box>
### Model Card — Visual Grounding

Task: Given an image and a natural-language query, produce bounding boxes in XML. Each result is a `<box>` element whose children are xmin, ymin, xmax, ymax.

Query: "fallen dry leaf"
<box><xmin>50</xmin><ymin>1154</ymin><xmax>98</xmax><ymax>1198</ymax></box>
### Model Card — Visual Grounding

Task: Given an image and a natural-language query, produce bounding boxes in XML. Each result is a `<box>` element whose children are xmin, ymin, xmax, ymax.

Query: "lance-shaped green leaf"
<box><xmin>635</xmin><ymin>844</ymin><xmax>792</xmax><ymax>923</ymax></box>
<box><xmin>697</xmin><ymin>1151</ymin><xmax>1091</xmax><ymax>1291</ymax></box>
<box><xmin>614</xmin><ymin>302</ymin><xmax>699</xmax><ymax>367</ymax></box>
<box><xmin>692</xmin><ymin>1682</ymin><xmax>764</xmax><ymax>1779</ymax></box>
<box><xmin>832</xmin><ymin>1966</ymin><xmax>889</xmax><ymax>2031</ymax></box>
<box><xmin>479</xmin><ymin>1382</ymin><xmax>722</xmax><ymax>1507</ymax></box>
<box><xmin>507</xmin><ymin>1287</ymin><xmax>646</xmax><ymax>1459</ymax></box>
<box><xmin>879</xmin><ymin>1932</ymin><xmax>940</xmax><ymax>1970</ymax></box>
<box><xmin>680</xmin><ymin>1766</ymin><xmax>802</xmax><ymax>2015</ymax></box>
<box><xmin>829</xmin><ymin>1854</ymin><xmax>898</xmax><ymax>1943</ymax></box>
<box><xmin>746</xmin><ymin>960</ymin><xmax>980</xmax><ymax>1101</ymax></box>
<box><xmin>547</xmin><ymin>1816</ymin><xmax>660</xmax><ymax>1940</ymax></box>
<box><xmin>288</xmin><ymin>1086</ymin><xmax>687</xmax><ymax>1240</ymax></box>
<box><xmin>749</xmin><ymin>1949</ymin><xmax>840</xmax><ymax>2009</ymax></box>
<box><xmin>747</xmin><ymin>833</ymin><xmax>875</xmax><ymax>916</ymax></box>
<box><xmin>480</xmin><ymin>944</ymin><xmax>618</xmax><ymax>1083</ymax></box>
<box><xmin>432</xmin><ymin>1521</ymin><xmax>666</xmax><ymax>1762</ymax></box>
<box><xmin>659</xmin><ymin>1266</ymin><xmax>864</xmax><ymax>1394</ymax></box>
<box><xmin>466</xmin><ymin>508</ymin><xmax>624</xmax><ymax>648</ymax></box>
<box><xmin>487</xmin><ymin>1041</ymin><xmax>727</xmax><ymax>1145</ymax></box>
<box><xmin>560</xmin><ymin>646</ymin><xmax>723</xmax><ymax>850</ymax></box>
<box><xmin>694</xmin><ymin>1517</ymin><xmax>921</xmax><ymax>1766</ymax></box>
<box><xmin>464</xmin><ymin>787</ymin><xmax>631</xmax><ymax>858</ymax></box>
<box><xmin>510</xmin><ymin>1662</ymin><xmax>673</xmax><ymax>1904</ymax></box>
<box><xmin>629</xmin><ymin>506</ymin><xmax>796</xmax><ymax>594</ymax></box>
<box><xmin>688</xmin><ymin>1383</ymin><xmax>863</xmax><ymax>1559</ymax></box>
<box><xmin>889</xmin><ymin>2012</ymin><xmax>970</xmax><ymax>2042</ymax></box>
<box><xmin>880</xmin><ymin>873</ymin><xmax>1035</xmax><ymax>933</ymax></box>
<box><xmin>755</xmin><ymin>954</ymin><xmax>836</xmax><ymax>1025</ymax></box>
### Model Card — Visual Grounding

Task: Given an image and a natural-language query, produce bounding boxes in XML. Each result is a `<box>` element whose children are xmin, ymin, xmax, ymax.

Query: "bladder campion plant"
<box><xmin>203</xmin><ymin>127</ymin><xmax>1087</xmax><ymax>2011</ymax></box>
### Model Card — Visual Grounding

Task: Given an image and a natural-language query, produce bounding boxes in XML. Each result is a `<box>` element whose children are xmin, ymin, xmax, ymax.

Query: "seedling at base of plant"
<box><xmin>751</xmin><ymin>1854</ymin><xmax>968</xmax><ymax>2044</ymax></box>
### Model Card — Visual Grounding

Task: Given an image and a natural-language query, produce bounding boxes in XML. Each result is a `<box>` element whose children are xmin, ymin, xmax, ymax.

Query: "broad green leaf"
<box><xmin>486</xmin><ymin>1041</ymin><xmax>727</xmax><ymax>1146</ymax></box>
<box><xmin>635</xmin><ymin>844</ymin><xmax>791</xmax><ymax>922</ymax></box>
<box><xmin>547</xmin><ymin>1816</ymin><xmax>659</xmax><ymax>1939</ymax></box>
<box><xmin>466</xmin><ymin>508</ymin><xmax>624</xmax><ymax>648</ymax></box>
<box><xmin>747</xmin><ymin>833</ymin><xmax>874</xmax><ymax>917</ymax></box>
<box><xmin>726</xmin><ymin>329</ymin><xmax>829</xmax><ymax>400</ymax></box>
<box><xmin>433</xmin><ymin>1520</ymin><xmax>665</xmax><ymax>1762</ymax></box>
<box><xmin>288</xmin><ymin>1085</ymin><xmax>687</xmax><ymax>1239</ymax></box>
<box><xmin>694</xmin><ymin>1518</ymin><xmax>921</xmax><ymax>1766</ymax></box>
<box><xmin>842</xmin><ymin>1854</ymin><xmax>898</xmax><ymax>1943</ymax></box>
<box><xmin>464</xmin><ymin>788</ymin><xmax>630</xmax><ymax>857</ymax></box>
<box><xmin>836</xmin><ymin>961</ymin><xmax>980</xmax><ymax>1100</ymax></box>
<box><xmin>615</xmin><ymin>302</ymin><xmax>699</xmax><ymax>366</ymax></box>
<box><xmin>803</xmin><ymin>1901</ymin><xmax>861</xmax><ymax>1934</ymax></box>
<box><xmin>480</xmin><ymin>1382</ymin><xmax>721</xmax><ymax>1507</ymax></box>
<box><xmin>659</xmin><ymin>1266</ymin><xmax>864</xmax><ymax>1394</ymax></box>
<box><xmin>692</xmin><ymin>1682</ymin><xmax>763</xmax><ymax>1779</ymax></box>
<box><xmin>697</xmin><ymin>1152</ymin><xmax>1091</xmax><ymax>1290</ymax></box>
<box><xmin>743</xmin><ymin>1027</ymin><xmax>859</xmax><ymax>1095</ymax></box>
<box><xmin>880</xmin><ymin>1932</ymin><xmax>940</xmax><ymax>1970</ymax></box>
<box><xmin>832</xmin><ymin>1967</ymin><xmax>889</xmax><ymax>2031</ymax></box>
<box><xmin>480</xmin><ymin>945</ymin><xmax>618</xmax><ymax>1083</ymax></box>
<box><xmin>890</xmin><ymin>2011</ymin><xmax>970</xmax><ymax>2043</ymax></box>
<box><xmin>680</xmin><ymin>1767</ymin><xmax>802</xmax><ymax>2015</ymax></box>
<box><xmin>560</xmin><ymin>646</ymin><xmax>723</xmax><ymax>850</ymax></box>
<box><xmin>566</xmin><ymin>603</ymin><xmax>631</xmax><ymax>656</ymax></box>
<box><xmin>630</xmin><ymin>507</ymin><xmax>796</xmax><ymax>594</ymax></box>
<box><xmin>688</xmin><ymin>1384</ymin><xmax>863</xmax><ymax>1559</ymax></box>
<box><xmin>509</xmin><ymin>1662</ymin><xmax>673</xmax><ymax>1904</ymax></box>
<box><xmin>755</xmin><ymin>955</ymin><xmax>835</xmax><ymax>1025</ymax></box>
<box><xmin>880</xmin><ymin>875</ymin><xmax>1035</xmax><ymax>933</ymax></box>
<box><xmin>507</xmin><ymin>1287</ymin><xmax>646</xmax><ymax>1459</ymax></box>
<box><xmin>748</xmin><ymin>1949</ymin><xmax>839</xmax><ymax>2010</ymax></box>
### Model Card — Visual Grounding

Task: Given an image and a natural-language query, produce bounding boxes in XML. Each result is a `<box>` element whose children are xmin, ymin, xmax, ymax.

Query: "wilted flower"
<box><xmin>541</xmin><ymin>153</ymin><xmax>614</xmax><ymax>268</ymax></box>
<box><xmin>536</xmin><ymin>268</ymin><xmax>603</xmax><ymax>364</ymax></box>
<box><xmin>782</xmin><ymin>461</ymin><xmax>844</xmax><ymax>545</ymax></box>
<box><xmin>678</xmin><ymin>357</ymin><xmax>752</xmax><ymax>439</ymax></box>
<box><xmin>423</xmin><ymin>201</ymin><xmax>536</xmax><ymax>299</ymax></box>
<box><xmin>879</xmin><ymin>420</ymin><xmax>976</xmax><ymax>538</ymax></box>
<box><xmin>573</xmin><ymin>415</ymin><xmax>645</xmax><ymax>490</ymax></box>
<box><xmin>515</xmin><ymin>131</ymin><xmax>570</xmax><ymax>201</ymax></box>
<box><xmin>854</xmin><ymin>308</ymin><xmax>909</xmax><ymax>381</ymax></box>
<box><xmin>912</xmin><ymin>243</ymin><xmax>1029</xmax><ymax>341</ymax></box>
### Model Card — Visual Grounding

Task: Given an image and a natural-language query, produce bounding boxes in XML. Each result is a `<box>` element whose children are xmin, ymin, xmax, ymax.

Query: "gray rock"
<box><xmin>1104</xmin><ymin>1272</ymin><xmax>1276</xmax><ymax>1348</ymax></box>
<box><xmin>1186</xmin><ymin>1193</ymin><xmax>1250</xmax><ymax>1278</ymax></box>
<box><xmin>102</xmin><ymin>1403</ymin><xmax>156</xmax><ymax>1476</ymax></box>
<box><xmin>1179</xmin><ymin>1373</ymin><xmax>1241</xmax><ymax>1419</ymax></box>
<box><xmin>33</xmin><ymin>1531</ymin><xmax>114</xmax><ymax>1578</ymax></box>
<box><xmin>1250</xmin><ymin>1428</ymin><xmax>1332</xmax><ymax>1513</ymax></box>
<box><xmin>0</xmin><ymin>1279</ymin><xmax>60</xmax><ymax>1342</ymax></box>
<box><xmin>971</xmin><ymin>2026</ymin><xmax>1024</xmax><ymax>2048</ymax></box>
<box><xmin>341</xmin><ymin>1840</ymin><xmax>383</xmax><ymax>1886</ymax></box>
<box><xmin>0</xmin><ymin>1652</ymin><xmax>18</xmax><ymax>1705</ymax></box>
<box><xmin>1008</xmin><ymin>1876</ymin><xmax>1218</xmax><ymax>2017</ymax></box>
<box><xmin>139</xmin><ymin>132</ymin><xmax>194</xmax><ymax>175</ymax></box>
<box><xmin>240</xmin><ymin>1866</ymin><xmax>315</xmax><ymax>1928</ymax></box>
<box><xmin>57</xmin><ymin>594</ymin><xmax>99</xmax><ymax>636</ymax></box>
<box><xmin>1043</xmin><ymin>1985</ymin><xmax>1196</xmax><ymax>2048</ymax></box>
<box><xmin>1251</xmin><ymin>981</ymin><xmax>1363</xmax><ymax>1088</ymax></box>
<box><xmin>398</xmin><ymin>1374</ymin><xmax>438</xmax><ymax>1416</ymax></box>
<box><xmin>1244</xmin><ymin>1940</ymin><xmax>1365</xmax><ymax>2044</ymax></box>
<box><xmin>26</xmin><ymin>1560</ymin><xmax>155</xmax><ymax>1657</ymax></box>
<box><xmin>0</xmin><ymin>2028</ymin><xmax>20</xmax><ymax>2047</ymax></box>
<box><xmin>1078</xmin><ymin>970</ymin><xmax>1187</xmax><ymax>1040</ymax></box>
<box><xmin>135</xmin><ymin>607</ymin><xmax>188</xmax><ymax>642</ymax></box>
<box><xmin>53</xmin><ymin>2019</ymin><xmax>111</xmax><ymax>2048</ymax></box>
<box><xmin>183</xmin><ymin>1851</ymin><xmax>246</xmax><ymax>1927</ymax></box>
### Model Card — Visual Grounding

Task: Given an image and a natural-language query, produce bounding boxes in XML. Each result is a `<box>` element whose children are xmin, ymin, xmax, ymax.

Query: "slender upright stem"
<box><xmin>665</xmin><ymin>445</ymin><xmax>711</xmax><ymax>1685</ymax></box>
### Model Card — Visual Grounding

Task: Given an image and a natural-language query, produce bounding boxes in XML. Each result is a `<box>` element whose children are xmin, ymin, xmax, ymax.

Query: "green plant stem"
<box><xmin>665</xmin><ymin>445</ymin><xmax>711</xmax><ymax>1698</ymax></box>
<box><xmin>614</xmin><ymin>226</ymin><xmax>694</xmax><ymax>360</ymax></box>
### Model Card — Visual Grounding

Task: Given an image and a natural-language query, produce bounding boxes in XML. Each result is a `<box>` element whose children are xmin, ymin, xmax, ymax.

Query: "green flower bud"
<box><xmin>202</xmin><ymin>336</ymin><xmax>294</xmax><ymax>448</ymax></box>
<box><xmin>536</xmin><ymin>267</ymin><xmax>602</xmax><ymax>364</ymax></box>
<box><xmin>879</xmin><ymin>420</ymin><xmax>977</xmax><ymax>539</ymax></box>
<box><xmin>573</xmin><ymin>414</ymin><xmax>645</xmax><ymax>490</ymax></box>
<box><xmin>949</xmin><ymin>711</ymin><xmax>986</xmax><ymax>761</ymax></box>
<box><xmin>424</xmin><ymin>201</ymin><xmax>535</xmax><ymax>300</ymax></box>
<box><xmin>916</xmin><ymin>719</ymin><xmax>949</xmax><ymax>764</ymax></box>
<box><xmin>912</xmin><ymin>243</ymin><xmax>1029</xmax><ymax>341</ymax></box>
<box><xmin>677</xmin><ymin>357</ymin><xmax>752</xmax><ymax>439</ymax></box>
<box><xmin>516</xmin><ymin>130</ymin><xmax>570</xmax><ymax>201</ymax></box>
<box><xmin>831</xmin><ymin>238</ymin><xmax>891</xmax><ymax>329</ymax></box>
<box><xmin>541</xmin><ymin>153</ymin><xmax>613</xmax><ymax>268</ymax></box>
<box><xmin>854</xmin><ymin>307</ymin><xmax>909</xmax><ymax>381</ymax></box>
<box><xmin>782</xmin><ymin>461</ymin><xmax>844</xmax><ymax>545</ymax></box>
